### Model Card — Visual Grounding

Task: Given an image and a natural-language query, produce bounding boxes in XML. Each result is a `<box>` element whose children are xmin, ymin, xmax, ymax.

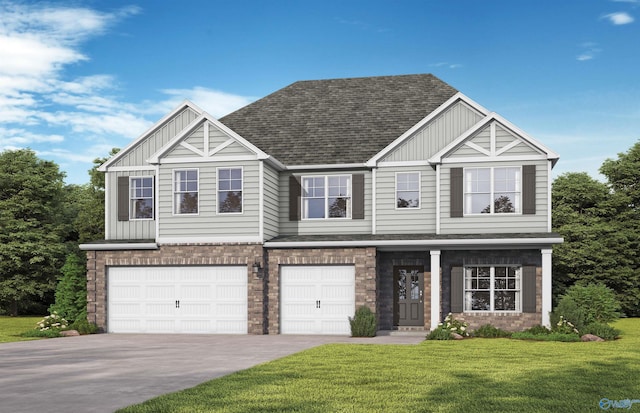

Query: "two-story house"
<box><xmin>80</xmin><ymin>74</ymin><xmax>562</xmax><ymax>335</ymax></box>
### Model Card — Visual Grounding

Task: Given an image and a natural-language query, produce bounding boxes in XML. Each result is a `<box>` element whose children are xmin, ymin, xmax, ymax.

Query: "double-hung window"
<box><xmin>217</xmin><ymin>167</ymin><xmax>243</xmax><ymax>213</ymax></box>
<box><xmin>302</xmin><ymin>175</ymin><xmax>351</xmax><ymax>219</ymax></box>
<box><xmin>174</xmin><ymin>169</ymin><xmax>198</xmax><ymax>214</ymax></box>
<box><xmin>464</xmin><ymin>266</ymin><xmax>521</xmax><ymax>312</ymax></box>
<box><xmin>464</xmin><ymin>167</ymin><xmax>521</xmax><ymax>214</ymax></box>
<box><xmin>396</xmin><ymin>172</ymin><xmax>420</xmax><ymax>208</ymax></box>
<box><xmin>130</xmin><ymin>177</ymin><xmax>153</xmax><ymax>219</ymax></box>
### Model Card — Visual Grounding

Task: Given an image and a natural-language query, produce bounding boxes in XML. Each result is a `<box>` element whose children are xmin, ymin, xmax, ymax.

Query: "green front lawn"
<box><xmin>118</xmin><ymin>318</ymin><xmax>640</xmax><ymax>413</ymax></box>
<box><xmin>0</xmin><ymin>316</ymin><xmax>44</xmax><ymax>343</ymax></box>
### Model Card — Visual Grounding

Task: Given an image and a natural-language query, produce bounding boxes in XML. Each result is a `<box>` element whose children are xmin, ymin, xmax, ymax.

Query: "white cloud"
<box><xmin>159</xmin><ymin>87</ymin><xmax>256</xmax><ymax>118</ymax></box>
<box><xmin>576</xmin><ymin>42</ymin><xmax>601</xmax><ymax>61</ymax></box>
<box><xmin>0</xmin><ymin>127</ymin><xmax>64</xmax><ymax>147</ymax></box>
<box><xmin>603</xmin><ymin>12</ymin><xmax>635</xmax><ymax>25</ymax></box>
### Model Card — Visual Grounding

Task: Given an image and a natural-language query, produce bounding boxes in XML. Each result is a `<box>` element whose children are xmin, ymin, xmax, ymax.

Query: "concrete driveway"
<box><xmin>0</xmin><ymin>333</ymin><xmax>422</xmax><ymax>413</ymax></box>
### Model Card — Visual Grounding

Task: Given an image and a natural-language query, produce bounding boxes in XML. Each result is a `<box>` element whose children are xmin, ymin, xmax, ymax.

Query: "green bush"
<box><xmin>511</xmin><ymin>332</ymin><xmax>580</xmax><ymax>342</ymax></box>
<box><xmin>440</xmin><ymin>313</ymin><xmax>470</xmax><ymax>337</ymax></box>
<box><xmin>349</xmin><ymin>306</ymin><xmax>377</xmax><ymax>337</ymax></box>
<box><xmin>551</xmin><ymin>284</ymin><xmax>620</xmax><ymax>333</ymax></box>
<box><xmin>550</xmin><ymin>295</ymin><xmax>586</xmax><ymax>332</ymax></box>
<box><xmin>49</xmin><ymin>253</ymin><xmax>87</xmax><ymax>324</ymax></box>
<box><xmin>71</xmin><ymin>318</ymin><xmax>99</xmax><ymax>335</ymax></box>
<box><xmin>473</xmin><ymin>324</ymin><xmax>512</xmax><ymax>338</ymax></box>
<box><xmin>582</xmin><ymin>322</ymin><xmax>621</xmax><ymax>341</ymax></box>
<box><xmin>20</xmin><ymin>329</ymin><xmax>62</xmax><ymax>338</ymax></box>
<box><xmin>426</xmin><ymin>326</ymin><xmax>452</xmax><ymax>340</ymax></box>
<box><xmin>523</xmin><ymin>325</ymin><xmax>551</xmax><ymax>335</ymax></box>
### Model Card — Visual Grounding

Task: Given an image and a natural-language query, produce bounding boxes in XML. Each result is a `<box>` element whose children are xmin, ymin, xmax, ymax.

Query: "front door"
<box><xmin>394</xmin><ymin>266</ymin><xmax>424</xmax><ymax>327</ymax></box>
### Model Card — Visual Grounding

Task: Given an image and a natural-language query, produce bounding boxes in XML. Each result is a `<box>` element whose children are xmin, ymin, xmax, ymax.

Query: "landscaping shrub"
<box><xmin>49</xmin><ymin>253</ymin><xmax>87</xmax><ymax>324</ymax></box>
<box><xmin>20</xmin><ymin>329</ymin><xmax>62</xmax><ymax>338</ymax></box>
<box><xmin>551</xmin><ymin>284</ymin><xmax>621</xmax><ymax>334</ymax></box>
<box><xmin>71</xmin><ymin>318</ymin><xmax>99</xmax><ymax>335</ymax></box>
<box><xmin>582</xmin><ymin>322</ymin><xmax>621</xmax><ymax>341</ymax></box>
<box><xmin>426</xmin><ymin>326</ymin><xmax>452</xmax><ymax>340</ymax></box>
<box><xmin>523</xmin><ymin>325</ymin><xmax>551</xmax><ymax>335</ymax></box>
<box><xmin>35</xmin><ymin>312</ymin><xmax>68</xmax><ymax>332</ymax></box>
<box><xmin>349</xmin><ymin>306</ymin><xmax>377</xmax><ymax>337</ymax></box>
<box><xmin>554</xmin><ymin>316</ymin><xmax>580</xmax><ymax>335</ymax></box>
<box><xmin>550</xmin><ymin>295</ymin><xmax>586</xmax><ymax>332</ymax></box>
<box><xmin>473</xmin><ymin>324</ymin><xmax>511</xmax><ymax>338</ymax></box>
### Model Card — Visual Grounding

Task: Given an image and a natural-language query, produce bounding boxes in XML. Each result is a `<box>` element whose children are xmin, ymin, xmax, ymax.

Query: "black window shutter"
<box><xmin>450</xmin><ymin>168</ymin><xmax>463</xmax><ymax>218</ymax></box>
<box><xmin>450</xmin><ymin>266</ymin><xmax>464</xmax><ymax>313</ymax></box>
<box><xmin>352</xmin><ymin>174</ymin><xmax>365</xmax><ymax>219</ymax></box>
<box><xmin>289</xmin><ymin>175</ymin><xmax>301</xmax><ymax>221</ymax></box>
<box><xmin>152</xmin><ymin>175</ymin><xmax>156</xmax><ymax>220</ymax></box>
<box><xmin>522</xmin><ymin>165</ymin><xmax>536</xmax><ymax>215</ymax></box>
<box><xmin>522</xmin><ymin>266</ymin><xmax>537</xmax><ymax>313</ymax></box>
<box><xmin>117</xmin><ymin>176</ymin><xmax>129</xmax><ymax>222</ymax></box>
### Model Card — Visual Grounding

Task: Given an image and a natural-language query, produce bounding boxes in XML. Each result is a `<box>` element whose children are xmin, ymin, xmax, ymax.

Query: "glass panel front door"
<box><xmin>394</xmin><ymin>266</ymin><xmax>424</xmax><ymax>327</ymax></box>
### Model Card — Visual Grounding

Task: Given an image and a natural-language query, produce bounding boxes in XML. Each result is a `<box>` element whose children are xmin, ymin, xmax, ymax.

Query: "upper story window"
<box><xmin>217</xmin><ymin>167</ymin><xmax>243</xmax><ymax>214</ymax></box>
<box><xmin>302</xmin><ymin>175</ymin><xmax>351</xmax><ymax>219</ymax></box>
<box><xmin>130</xmin><ymin>177</ymin><xmax>153</xmax><ymax>220</ymax></box>
<box><xmin>464</xmin><ymin>266</ymin><xmax>521</xmax><ymax>312</ymax></box>
<box><xmin>464</xmin><ymin>167</ymin><xmax>521</xmax><ymax>214</ymax></box>
<box><xmin>174</xmin><ymin>169</ymin><xmax>198</xmax><ymax>214</ymax></box>
<box><xmin>396</xmin><ymin>172</ymin><xmax>420</xmax><ymax>209</ymax></box>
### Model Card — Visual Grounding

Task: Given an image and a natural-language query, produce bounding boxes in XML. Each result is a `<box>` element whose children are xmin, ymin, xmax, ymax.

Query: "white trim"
<box><xmin>155</xmin><ymin>164</ymin><xmax>160</xmax><ymax>240</ymax></box>
<box><xmin>430</xmin><ymin>250</ymin><xmax>441</xmax><ymax>330</ymax></box>
<box><xmin>436</xmin><ymin>164</ymin><xmax>441</xmax><ymax>235</ymax></box>
<box><xmin>179</xmin><ymin>141</ymin><xmax>205</xmax><ymax>157</ymax></box>
<box><xmin>157</xmin><ymin>236</ymin><xmax>263</xmax><ymax>244</ymax></box>
<box><xmin>79</xmin><ymin>242</ymin><xmax>158</xmax><ymax>251</ymax></box>
<box><xmin>441</xmin><ymin>155</ymin><xmax>549</xmax><ymax>164</ymax></box>
<box><xmin>259</xmin><ymin>161</ymin><xmax>264</xmax><ymax>241</ymax></box>
<box><xmin>265</xmin><ymin>237</ymin><xmax>564</xmax><ymax>249</ymax></box>
<box><xmin>285</xmin><ymin>163</ymin><xmax>367</xmax><ymax>170</ymax></box>
<box><xmin>464</xmin><ymin>141</ymin><xmax>491</xmax><ymax>156</ymax></box>
<box><xmin>106</xmin><ymin>166</ymin><xmax>156</xmax><ymax>172</ymax></box>
<box><xmin>172</xmin><ymin>168</ymin><xmax>200</xmax><ymax>216</ymax></box>
<box><xmin>541</xmin><ymin>248</ymin><xmax>553</xmax><ymax>327</ymax></box>
<box><xmin>216</xmin><ymin>166</ymin><xmax>244</xmax><ymax>215</ymax></box>
<box><xmin>395</xmin><ymin>171</ymin><xmax>421</xmax><ymax>210</ymax></box>
<box><xmin>377</xmin><ymin>160</ymin><xmax>431</xmax><ymax>168</ymax></box>
<box><xmin>157</xmin><ymin>155</ymin><xmax>258</xmax><ymax>165</ymax></box>
<box><xmin>547</xmin><ymin>161</ymin><xmax>553</xmax><ymax>232</ymax></box>
<box><xmin>371</xmin><ymin>168</ymin><xmax>377</xmax><ymax>235</ymax></box>
<box><xmin>99</xmin><ymin>100</ymin><xmax>204</xmax><ymax>171</ymax></box>
<box><xmin>203</xmin><ymin>122</ymin><xmax>210</xmax><ymax>155</ymax></box>
<box><xmin>208</xmin><ymin>139</ymin><xmax>236</xmax><ymax>156</ymax></box>
<box><xmin>463</xmin><ymin>265</ymin><xmax>522</xmax><ymax>312</ymax></box>
<box><xmin>495</xmin><ymin>139</ymin><xmax>522</xmax><ymax>156</ymax></box>
<box><xmin>463</xmin><ymin>166</ymin><xmax>522</xmax><ymax>215</ymax></box>
<box><xmin>367</xmin><ymin>92</ymin><xmax>490</xmax><ymax>166</ymax></box>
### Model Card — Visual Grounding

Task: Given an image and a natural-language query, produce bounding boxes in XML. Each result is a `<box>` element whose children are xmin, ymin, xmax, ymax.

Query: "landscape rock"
<box><xmin>60</xmin><ymin>330</ymin><xmax>80</xmax><ymax>337</ymax></box>
<box><xmin>581</xmin><ymin>334</ymin><xmax>604</xmax><ymax>342</ymax></box>
<box><xmin>451</xmin><ymin>333</ymin><xmax>465</xmax><ymax>340</ymax></box>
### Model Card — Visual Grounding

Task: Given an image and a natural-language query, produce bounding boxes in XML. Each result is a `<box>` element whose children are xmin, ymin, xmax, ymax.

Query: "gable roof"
<box><xmin>219</xmin><ymin>74</ymin><xmax>457</xmax><ymax>166</ymax></box>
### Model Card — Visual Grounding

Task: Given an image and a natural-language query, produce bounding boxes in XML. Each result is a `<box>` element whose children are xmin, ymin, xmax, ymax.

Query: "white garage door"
<box><xmin>280</xmin><ymin>265</ymin><xmax>355</xmax><ymax>335</ymax></box>
<box><xmin>108</xmin><ymin>266</ymin><xmax>247</xmax><ymax>334</ymax></box>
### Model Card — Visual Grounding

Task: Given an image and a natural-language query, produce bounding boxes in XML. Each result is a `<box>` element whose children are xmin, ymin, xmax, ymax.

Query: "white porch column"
<box><xmin>430</xmin><ymin>250</ymin><xmax>441</xmax><ymax>331</ymax></box>
<box><xmin>541</xmin><ymin>249</ymin><xmax>553</xmax><ymax>327</ymax></box>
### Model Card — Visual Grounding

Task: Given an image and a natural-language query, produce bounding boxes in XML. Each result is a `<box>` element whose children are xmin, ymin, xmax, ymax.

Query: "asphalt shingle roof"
<box><xmin>219</xmin><ymin>74</ymin><xmax>458</xmax><ymax>165</ymax></box>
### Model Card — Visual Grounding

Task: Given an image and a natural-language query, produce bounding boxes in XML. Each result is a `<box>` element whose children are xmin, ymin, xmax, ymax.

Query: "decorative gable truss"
<box><xmin>147</xmin><ymin>113</ymin><xmax>282</xmax><ymax>167</ymax></box>
<box><xmin>428</xmin><ymin>112</ymin><xmax>559</xmax><ymax>165</ymax></box>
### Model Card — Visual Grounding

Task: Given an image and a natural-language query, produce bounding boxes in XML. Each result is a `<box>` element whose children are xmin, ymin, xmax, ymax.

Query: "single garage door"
<box><xmin>280</xmin><ymin>265</ymin><xmax>355</xmax><ymax>335</ymax></box>
<box><xmin>108</xmin><ymin>266</ymin><xmax>247</xmax><ymax>334</ymax></box>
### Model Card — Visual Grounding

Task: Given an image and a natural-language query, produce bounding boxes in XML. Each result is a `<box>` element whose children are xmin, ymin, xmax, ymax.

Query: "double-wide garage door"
<box><xmin>108</xmin><ymin>266</ymin><xmax>247</xmax><ymax>334</ymax></box>
<box><xmin>280</xmin><ymin>265</ymin><xmax>355</xmax><ymax>335</ymax></box>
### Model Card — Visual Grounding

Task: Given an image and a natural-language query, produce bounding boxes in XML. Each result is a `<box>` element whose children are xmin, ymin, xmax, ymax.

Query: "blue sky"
<box><xmin>1</xmin><ymin>0</ymin><xmax>638</xmax><ymax>184</ymax></box>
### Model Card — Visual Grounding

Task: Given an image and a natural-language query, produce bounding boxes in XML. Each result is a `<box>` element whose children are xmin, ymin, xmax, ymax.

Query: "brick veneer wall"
<box><xmin>85</xmin><ymin>243</ymin><xmax>265</xmax><ymax>334</ymax></box>
<box><xmin>265</xmin><ymin>247</ymin><xmax>377</xmax><ymax>334</ymax></box>
<box><xmin>440</xmin><ymin>250</ymin><xmax>543</xmax><ymax>331</ymax></box>
<box><xmin>377</xmin><ymin>252</ymin><xmax>431</xmax><ymax>330</ymax></box>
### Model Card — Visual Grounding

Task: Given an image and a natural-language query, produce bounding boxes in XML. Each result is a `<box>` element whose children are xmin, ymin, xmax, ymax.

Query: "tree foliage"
<box><xmin>49</xmin><ymin>253</ymin><xmax>88</xmax><ymax>323</ymax></box>
<box><xmin>552</xmin><ymin>141</ymin><xmax>640</xmax><ymax>315</ymax></box>
<box><xmin>0</xmin><ymin>149</ymin><xmax>67</xmax><ymax>315</ymax></box>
